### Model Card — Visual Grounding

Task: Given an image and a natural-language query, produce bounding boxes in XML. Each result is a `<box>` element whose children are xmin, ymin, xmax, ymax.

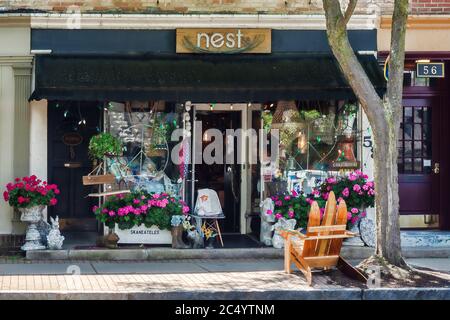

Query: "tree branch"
<box><xmin>342</xmin><ymin>0</ymin><xmax>358</xmax><ymax>26</ymax></box>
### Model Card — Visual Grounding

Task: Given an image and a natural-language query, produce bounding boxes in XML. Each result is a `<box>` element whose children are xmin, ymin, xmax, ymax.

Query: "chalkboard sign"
<box><xmin>417</xmin><ymin>62</ymin><xmax>445</xmax><ymax>78</ymax></box>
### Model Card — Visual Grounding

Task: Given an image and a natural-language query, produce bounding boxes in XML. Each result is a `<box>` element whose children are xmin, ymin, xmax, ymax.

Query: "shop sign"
<box><xmin>62</xmin><ymin>132</ymin><xmax>83</xmax><ymax>146</ymax></box>
<box><xmin>176</xmin><ymin>28</ymin><xmax>271</xmax><ymax>54</ymax></box>
<box><xmin>116</xmin><ymin>224</ymin><xmax>172</xmax><ymax>244</ymax></box>
<box><xmin>417</xmin><ymin>62</ymin><xmax>445</xmax><ymax>78</ymax></box>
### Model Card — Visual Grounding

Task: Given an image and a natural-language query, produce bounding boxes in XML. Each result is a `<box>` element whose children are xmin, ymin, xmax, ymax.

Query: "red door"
<box><xmin>398</xmin><ymin>97</ymin><xmax>440</xmax><ymax>224</ymax></box>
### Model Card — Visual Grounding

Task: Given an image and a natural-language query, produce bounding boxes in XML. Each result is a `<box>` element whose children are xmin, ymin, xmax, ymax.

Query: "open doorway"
<box><xmin>194</xmin><ymin>109</ymin><xmax>242</xmax><ymax>233</ymax></box>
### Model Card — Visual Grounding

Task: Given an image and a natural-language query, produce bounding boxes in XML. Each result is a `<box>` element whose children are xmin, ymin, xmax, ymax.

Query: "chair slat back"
<box><xmin>301</xmin><ymin>202</ymin><xmax>321</xmax><ymax>257</ymax></box>
<box><xmin>315</xmin><ymin>191</ymin><xmax>337</xmax><ymax>256</ymax></box>
<box><xmin>328</xmin><ymin>199</ymin><xmax>348</xmax><ymax>255</ymax></box>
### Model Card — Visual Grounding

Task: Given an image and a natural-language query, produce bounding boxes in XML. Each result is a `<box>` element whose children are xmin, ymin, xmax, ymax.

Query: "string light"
<box><xmin>230</xmin><ymin>104</ymin><xmax>234</xmax><ymax>110</ymax></box>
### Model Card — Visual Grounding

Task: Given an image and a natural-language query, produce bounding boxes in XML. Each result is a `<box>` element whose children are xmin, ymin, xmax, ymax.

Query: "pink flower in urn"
<box><xmin>140</xmin><ymin>205</ymin><xmax>148</xmax><ymax>212</ymax></box>
<box><xmin>288</xmin><ymin>212</ymin><xmax>295</xmax><ymax>218</ymax></box>
<box><xmin>182</xmin><ymin>206</ymin><xmax>190</xmax><ymax>214</ymax></box>
<box><xmin>108</xmin><ymin>211</ymin><xmax>116</xmax><ymax>217</ymax></box>
<box><xmin>368</xmin><ymin>189</ymin><xmax>375</xmax><ymax>196</ymax></box>
<box><xmin>133</xmin><ymin>208</ymin><xmax>142</xmax><ymax>215</ymax></box>
<box><xmin>322</xmin><ymin>192</ymin><xmax>329</xmax><ymax>200</ymax></box>
<box><xmin>351</xmin><ymin>216</ymin><xmax>359</xmax><ymax>225</ymax></box>
<box><xmin>275</xmin><ymin>213</ymin><xmax>282</xmax><ymax>220</ymax></box>
<box><xmin>348</xmin><ymin>174</ymin><xmax>357</xmax><ymax>181</ymax></box>
<box><xmin>49</xmin><ymin>198</ymin><xmax>58</xmax><ymax>206</ymax></box>
<box><xmin>337</xmin><ymin>197</ymin><xmax>344</xmax><ymax>203</ymax></box>
<box><xmin>3</xmin><ymin>191</ymin><xmax>9</xmax><ymax>202</ymax></box>
<box><xmin>133</xmin><ymin>199</ymin><xmax>140</xmax><ymax>205</ymax></box>
<box><xmin>351</xmin><ymin>208</ymin><xmax>359</xmax><ymax>214</ymax></box>
<box><xmin>347</xmin><ymin>212</ymin><xmax>352</xmax><ymax>221</ymax></box>
<box><xmin>284</xmin><ymin>195</ymin><xmax>291</xmax><ymax>201</ymax></box>
<box><xmin>275</xmin><ymin>200</ymin><xmax>282</xmax><ymax>206</ymax></box>
<box><xmin>92</xmin><ymin>205</ymin><xmax>99</xmax><ymax>213</ymax></box>
<box><xmin>353</xmin><ymin>184</ymin><xmax>361</xmax><ymax>192</ymax></box>
<box><xmin>291</xmin><ymin>190</ymin><xmax>298</xmax><ymax>197</ymax></box>
<box><xmin>361</xmin><ymin>211</ymin><xmax>367</xmax><ymax>218</ymax></box>
<box><xmin>342</xmin><ymin>188</ymin><xmax>350</xmax><ymax>198</ymax></box>
<box><xmin>266</xmin><ymin>209</ymin><xmax>273</xmax><ymax>215</ymax></box>
<box><xmin>152</xmin><ymin>193</ymin><xmax>160</xmax><ymax>199</ymax></box>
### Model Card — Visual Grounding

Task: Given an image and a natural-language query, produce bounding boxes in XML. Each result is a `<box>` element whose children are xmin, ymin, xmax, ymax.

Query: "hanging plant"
<box><xmin>88</xmin><ymin>132</ymin><xmax>123</xmax><ymax>160</ymax></box>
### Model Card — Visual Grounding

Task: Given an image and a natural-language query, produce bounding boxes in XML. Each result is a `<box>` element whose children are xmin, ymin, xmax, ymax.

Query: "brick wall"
<box><xmin>412</xmin><ymin>0</ymin><xmax>450</xmax><ymax>14</ymax></box>
<box><xmin>0</xmin><ymin>0</ymin><xmax>384</xmax><ymax>15</ymax></box>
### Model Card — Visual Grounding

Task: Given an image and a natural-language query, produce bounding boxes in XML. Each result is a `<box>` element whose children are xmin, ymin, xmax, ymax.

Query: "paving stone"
<box><xmin>91</xmin><ymin>261</ymin><xmax>206</xmax><ymax>274</ymax></box>
<box><xmin>0</xmin><ymin>263</ymin><xmax>96</xmax><ymax>275</ymax></box>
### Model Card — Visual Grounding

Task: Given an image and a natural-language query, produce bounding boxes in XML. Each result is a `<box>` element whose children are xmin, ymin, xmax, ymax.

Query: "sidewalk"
<box><xmin>0</xmin><ymin>258</ymin><xmax>449</xmax><ymax>299</ymax></box>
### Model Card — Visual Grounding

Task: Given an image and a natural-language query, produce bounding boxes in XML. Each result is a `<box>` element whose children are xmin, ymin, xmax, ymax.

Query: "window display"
<box><xmin>105</xmin><ymin>101</ymin><xmax>184</xmax><ymax>198</ymax></box>
<box><xmin>261</xmin><ymin>99</ymin><xmax>360</xmax><ymax>197</ymax></box>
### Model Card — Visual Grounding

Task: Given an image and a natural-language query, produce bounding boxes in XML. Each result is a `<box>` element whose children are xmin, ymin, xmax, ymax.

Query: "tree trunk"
<box><xmin>322</xmin><ymin>0</ymin><xmax>408</xmax><ymax>267</ymax></box>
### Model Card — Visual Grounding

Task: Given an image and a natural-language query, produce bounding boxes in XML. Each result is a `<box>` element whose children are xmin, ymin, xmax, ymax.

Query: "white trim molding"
<box><xmin>26</xmin><ymin>13</ymin><xmax>379</xmax><ymax>30</ymax></box>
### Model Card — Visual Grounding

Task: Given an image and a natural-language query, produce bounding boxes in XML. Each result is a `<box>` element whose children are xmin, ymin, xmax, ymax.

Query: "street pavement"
<box><xmin>0</xmin><ymin>258</ymin><xmax>448</xmax><ymax>299</ymax></box>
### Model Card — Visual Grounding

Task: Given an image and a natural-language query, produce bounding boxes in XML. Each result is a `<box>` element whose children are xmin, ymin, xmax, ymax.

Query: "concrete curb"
<box><xmin>26</xmin><ymin>246</ymin><xmax>450</xmax><ymax>261</ymax></box>
<box><xmin>1</xmin><ymin>287</ymin><xmax>449</xmax><ymax>300</ymax></box>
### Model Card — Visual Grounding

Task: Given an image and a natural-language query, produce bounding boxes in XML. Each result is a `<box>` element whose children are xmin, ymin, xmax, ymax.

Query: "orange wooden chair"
<box><xmin>282</xmin><ymin>191</ymin><xmax>367</xmax><ymax>285</ymax></box>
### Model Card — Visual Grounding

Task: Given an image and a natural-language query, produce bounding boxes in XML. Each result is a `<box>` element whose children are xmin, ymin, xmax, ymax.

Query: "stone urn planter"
<box><xmin>19</xmin><ymin>205</ymin><xmax>46</xmax><ymax>251</ymax></box>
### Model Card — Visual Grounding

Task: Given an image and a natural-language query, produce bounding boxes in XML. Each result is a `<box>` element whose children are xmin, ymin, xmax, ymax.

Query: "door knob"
<box><xmin>433</xmin><ymin>162</ymin><xmax>440</xmax><ymax>174</ymax></box>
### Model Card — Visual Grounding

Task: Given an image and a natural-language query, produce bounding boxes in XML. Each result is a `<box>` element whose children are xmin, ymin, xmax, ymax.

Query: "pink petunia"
<box><xmin>3</xmin><ymin>191</ymin><xmax>9</xmax><ymax>202</ymax></box>
<box><xmin>351</xmin><ymin>208</ymin><xmax>359</xmax><ymax>214</ymax></box>
<box><xmin>108</xmin><ymin>211</ymin><xmax>115</xmax><ymax>217</ymax></box>
<box><xmin>49</xmin><ymin>198</ymin><xmax>58</xmax><ymax>206</ymax></box>
<box><xmin>353</xmin><ymin>184</ymin><xmax>361</xmax><ymax>192</ymax></box>
<box><xmin>288</xmin><ymin>211</ymin><xmax>295</xmax><ymax>218</ymax></box>
<box><xmin>275</xmin><ymin>213</ymin><xmax>282</xmax><ymax>220</ymax></box>
<box><xmin>342</xmin><ymin>188</ymin><xmax>350</xmax><ymax>197</ymax></box>
<box><xmin>347</xmin><ymin>212</ymin><xmax>352</xmax><ymax>221</ymax></box>
<box><xmin>266</xmin><ymin>209</ymin><xmax>273</xmax><ymax>215</ymax></box>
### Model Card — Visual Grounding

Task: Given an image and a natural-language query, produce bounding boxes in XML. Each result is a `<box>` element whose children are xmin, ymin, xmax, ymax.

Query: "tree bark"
<box><xmin>322</xmin><ymin>0</ymin><xmax>409</xmax><ymax>267</ymax></box>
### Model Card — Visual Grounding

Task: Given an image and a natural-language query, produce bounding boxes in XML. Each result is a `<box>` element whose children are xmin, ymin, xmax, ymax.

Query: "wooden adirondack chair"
<box><xmin>282</xmin><ymin>191</ymin><xmax>367</xmax><ymax>285</ymax></box>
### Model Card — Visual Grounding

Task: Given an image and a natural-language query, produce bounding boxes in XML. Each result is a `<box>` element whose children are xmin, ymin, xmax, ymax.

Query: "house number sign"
<box><xmin>417</xmin><ymin>62</ymin><xmax>445</xmax><ymax>78</ymax></box>
<box><xmin>176</xmin><ymin>28</ymin><xmax>271</xmax><ymax>54</ymax></box>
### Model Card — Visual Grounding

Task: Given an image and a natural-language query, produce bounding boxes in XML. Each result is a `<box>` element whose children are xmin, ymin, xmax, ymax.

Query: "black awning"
<box><xmin>30</xmin><ymin>54</ymin><xmax>385</xmax><ymax>102</ymax></box>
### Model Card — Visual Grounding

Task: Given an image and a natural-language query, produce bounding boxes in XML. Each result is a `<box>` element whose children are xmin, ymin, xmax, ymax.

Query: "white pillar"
<box><xmin>0</xmin><ymin>64</ymin><xmax>15</xmax><ymax>234</ymax></box>
<box><xmin>29</xmin><ymin>99</ymin><xmax>48</xmax><ymax>221</ymax></box>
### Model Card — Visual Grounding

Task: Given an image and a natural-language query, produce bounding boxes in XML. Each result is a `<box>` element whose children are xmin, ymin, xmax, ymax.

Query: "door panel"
<box><xmin>47</xmin><ymin>101</ymin><xmax>102</xmax><ymax>231</ymax></box>
<box><xmin>399</xmin><ymin>98</ymin><xmax>439</xmax><ymax>218</ymax></box>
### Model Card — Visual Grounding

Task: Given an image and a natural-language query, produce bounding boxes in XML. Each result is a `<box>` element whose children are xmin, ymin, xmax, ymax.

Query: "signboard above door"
<box><xmin>176</xmin><ymin>28</ymin><xmax>271</xmax><ymax>54</ymax></box>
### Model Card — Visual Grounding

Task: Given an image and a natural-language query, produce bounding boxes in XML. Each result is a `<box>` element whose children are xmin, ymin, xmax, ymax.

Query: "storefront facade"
<box><xmin>26</xmin><ymin>15</ymin><xmax>382</xmax><ymax>239</ymax></box>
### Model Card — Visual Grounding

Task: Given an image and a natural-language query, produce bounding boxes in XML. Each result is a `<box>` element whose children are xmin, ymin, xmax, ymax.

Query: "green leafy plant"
<box><xmin>88</xmin><ymin>132</ymin><xmax>123</xmax><ymax>159</ymax></box>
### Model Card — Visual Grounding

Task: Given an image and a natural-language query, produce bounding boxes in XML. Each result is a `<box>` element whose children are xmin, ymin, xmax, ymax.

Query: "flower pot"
<box><xmin>19</xmin><ymin>206</ymin><xmax>46</xmax><ymax>251</ymax></box>
<box><xmin>171</xmin><ymin>225</ymin><xmax>190</xmax><ymax>249</ymax></box>
<box><xmin>344</xmin><ymin>220</ymin><xmax>365</xmax><ymax>247</ymax></box>
<box><xmin>205</xmin><ymin>237</ymin><xmax>216</xmax><ymax>249</ymax></box>
<box><xmin>105</xmin><ymin>230</ymin><xmax>120</xmax><ymax>249</ymax></box>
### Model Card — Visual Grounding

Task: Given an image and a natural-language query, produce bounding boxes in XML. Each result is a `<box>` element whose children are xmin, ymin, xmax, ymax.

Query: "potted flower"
<box><xmin>201</xmin><ymin>223</ymin><xmax>217</xmax><ymax>249</ymax></box>
<box><xmin>270</xmin><ymin>170</ymin><xmax>375</xmax><ymax>246</ymax></box>
<box><xmin>3</xmin><ymin>175</ymin><xmax>60</xmax><ymax>251</ymax></box>
<box><xmin>92</xmin><ymin>191</ymin><xmax>190</xmax><ymax>245</ymax></box>
<box><xmin>88</xmin><ymin>132</ymin><xmax>123</xmax><ymax>159</ymax></box>
<box><xmin>317</xmin><ymin>170</ymin><xmax>375</xmax><ymax>229</ymax></box>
